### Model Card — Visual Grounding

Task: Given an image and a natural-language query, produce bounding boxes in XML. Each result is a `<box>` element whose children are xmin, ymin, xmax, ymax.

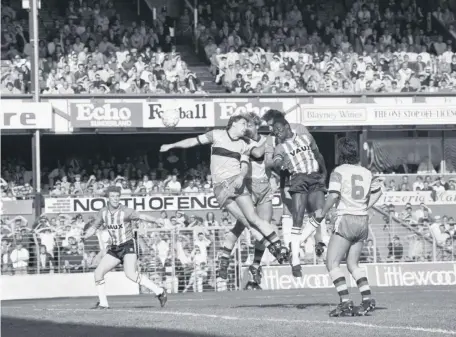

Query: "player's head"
<box><xmin>105</xmin><ymin>186</ymin><xmax>121</xmax><ymax>208</ymax></box>
<box><xmin>244</xmin><ymin>112</ymin><xmax>261</xmax><ymax>139</ymax></box>
<box><xmin>337</xmin><ymin>137</ymin><xmax>359</xmax><ymax>165</ymax></box>
<box><xmin>271</xmin><ymin>116</ymin><xmax>292</xmax><ymax>143</ymax></box>
<box><xmin>262</xmin><ymin>109</ymin><xmax>285</xmax><ymax>131</ymax></box>
<box><xmin>226</xmin><ymin>114</ymin><xmax>248</xmax><ymax>137</ymax></box>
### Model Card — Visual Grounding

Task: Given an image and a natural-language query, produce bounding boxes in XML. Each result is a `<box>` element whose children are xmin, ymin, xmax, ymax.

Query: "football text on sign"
<box><xmin>0</xmin><ymin>102</ymin><xmax>53</xmax><ymax>129</ymax></box>
<box><xmin>44</xmin><ymin>194</ymin><xmax>284</xmax><ymax>213</ymax></box>
<box><xmin>69</xmin><ymin>102</ymin><xmax>143</xmax><ymax>128</ymax></box>
<box><xmin>143</xmin><ymin>100</ymin><xmax>214</xmax><ymax>127</ymax></box>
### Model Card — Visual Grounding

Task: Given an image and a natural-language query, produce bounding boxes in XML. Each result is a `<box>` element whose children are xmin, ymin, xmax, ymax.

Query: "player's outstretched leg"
<box><xmin>307</xmin><ymin>190</ymin><xmax>327</xmax><ymax>258</ymax></box>
<box><xmin>219</xmin><ymin>220</ymin><xmax>245</xmax><ymax>279</ymax></box>
<box><xmin>326</xmin><ymin>234</ymin><xmax>354</xmax><ymax>317</ymax></box>
<box><xmin>92</xmin><ymin>254</ymin><xmax>121</xmax><ymax>309</ymax></box>
<box><xmin>228</xmin><ymin>197</ymin><xmax>289</xmax><ymax>264</ymax></box>
<box><xmin>346</xmin><ymin>240</ymin><xmax>376</xmax><ymax>316</ymax></box>
<box><xmin>124</xmin><ymin>255</ymin><xmax>167</xmax><ymax>307</ymax></box>
<box><xmin>249</xmin><ymin>240</ymin><xmax>265</xmax><ymax>286</ymax></box>
<box><xmin>290</xmin><ymin>192</ymin><xmax>307</xmax><ymax>277</ymax></box>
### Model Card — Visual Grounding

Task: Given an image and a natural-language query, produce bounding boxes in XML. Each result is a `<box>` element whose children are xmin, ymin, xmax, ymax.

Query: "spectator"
<box><xmin>62</xmin><ymin>243</ymin><xmax>84</xmax><ymax>273</ymax></box>
<box><xmin>37</xmin><ymin>244</ymin><xmax>53</xmax><ymax>273</ymax></box>
<box><xmin>430</xmin><ymin>216</ymin><xmax>451</xmax><ymax>246</ymax></box>
<box><xmin>387</xmin><ymin>235</ymin><xmax>404</xmax><ymax>262</ymax></box>
<box><xmin>194</xmin><ymin>232</ymin><xmax>211</xmax><ymax>259</ymax></box>
<box><xmin>9</xmin><ymin>241</ymin><xmax>29</xmax><ymax>274</ymax></box>
<box><xmin>1</xmin><ymin>238</ymin><xmax>13</xmax><ymax>275</ymax></box>
<box><xmin>165</xmin><ymin>175</ymin><xmax>182</xmax><ymax>194</ymax></box>
<box><xmin>360</xmin><ymin>239</ymin><xmax>380</xmax><ymax>263</ymax></box>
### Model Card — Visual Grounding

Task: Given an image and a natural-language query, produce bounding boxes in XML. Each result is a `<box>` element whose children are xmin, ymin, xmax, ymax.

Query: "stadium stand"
<box><xmin>1</xmin><ymin>0</ymin><xmax>206</xmax><ymax>94</ymax></box>
<box><xmin>198</xmin><ymin>0</ymin><xmax>456</xmax><ymax>93</ymax></box>
<box><xmin>2</xmin><ymin>0</ymin><xmax>455</xmax><ymax>94</ymax></box>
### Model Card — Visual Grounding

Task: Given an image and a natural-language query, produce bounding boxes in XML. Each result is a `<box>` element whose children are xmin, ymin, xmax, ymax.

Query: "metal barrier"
<box><xmin>1</xmin><ymin>221</ymin><xmax>454</xmax><ymax>291</ymax></box>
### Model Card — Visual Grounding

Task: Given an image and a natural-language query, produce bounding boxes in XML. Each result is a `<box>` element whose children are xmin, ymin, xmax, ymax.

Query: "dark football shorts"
<box><xmin>213</xmin><ymin>175</ymin><xmax>248</xmax><ymax>208</ymax></box>
<box><xmin>107</xmin><ymin>239</ymin><xmax>137</xmax><ymax>262</ymax></box>
<box><xmin>288</xmin><ymin>172</ymin><xmax>326</xmax><ymax>195</ymax></box>
<box><xmin>334</xmin><ymin>214</ymin><xmax>369</xmax><ymax>243</ymax></box>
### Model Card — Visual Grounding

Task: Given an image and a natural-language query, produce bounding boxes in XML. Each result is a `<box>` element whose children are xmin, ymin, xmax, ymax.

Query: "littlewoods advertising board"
<box><xmin>240</xmin><ymin>262</ymin><xmax>456</xmax><ymax>290</ymax></box>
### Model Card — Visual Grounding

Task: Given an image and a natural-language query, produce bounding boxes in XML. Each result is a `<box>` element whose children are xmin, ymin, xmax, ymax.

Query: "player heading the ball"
<box><xmin>160</xmin><ymin>114</ymin><xmax>289</xmax><ymax>279</ymax></box>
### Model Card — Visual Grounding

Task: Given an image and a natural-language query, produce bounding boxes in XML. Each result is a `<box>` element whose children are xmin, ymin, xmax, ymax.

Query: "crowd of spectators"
<box><xmin>377</xmin><ymin>202</ymin><xmax>456</xmax><ymax>262</ymax></box>
<box><xmin>198</xmin><ymin>0</ymin><xmax>456</xmax><ymax>93</ymax></box>
<box><xmin>2</xmin><ymin>0</ymin><xmax>456</xmax><ymax>95</ymax></box>
<box><xmin>1</xmin><ymin>0</ymin><xmax>205</xmax><ymax>94</ymax></box>
<box><xmin>384</xmin><ymin>175</ymin><xmax>456</xmax><ymax>192</ymax></box>
<box><xmin>434</xmin><ymin>4</ymin><xmax>456</xmax><ymax>36</ymax></box>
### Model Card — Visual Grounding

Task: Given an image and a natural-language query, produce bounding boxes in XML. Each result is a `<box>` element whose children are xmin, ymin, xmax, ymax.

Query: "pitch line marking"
<box><xmin>38</xmin><ymin>308</ymin><xmax>456</xmax><ymax>335</ymax></box>
<box><xmin>2</xmin><ymin>288</ymin><xmax>454</xmax><ymax>309</ymax></box>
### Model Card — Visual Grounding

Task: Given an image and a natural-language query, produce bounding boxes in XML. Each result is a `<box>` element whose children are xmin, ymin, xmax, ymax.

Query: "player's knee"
<box><xmin>346</xmin><ymin>261</ymin><xmax>359</xmax><ymax>274</ymax></box>
<box><xmin>125</xmin><ymin>270</ymin><xmax>140</xmax><ymax>283</ymax></box>
<box><xmin>94</xmin><ymin>267</ymin><xmax>105</xmax><ymax>281</ymax></box>
<box><xmin>326</xmin><ymin>257</ymin><xmax>339</xmax><ymax>272</ymax></box>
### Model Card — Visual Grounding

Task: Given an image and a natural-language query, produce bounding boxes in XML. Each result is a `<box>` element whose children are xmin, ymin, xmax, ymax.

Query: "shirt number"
<box><xmin>351</xmin><ymin>175</ymin><xmax>365</xmax><ymax>200</ymax></box>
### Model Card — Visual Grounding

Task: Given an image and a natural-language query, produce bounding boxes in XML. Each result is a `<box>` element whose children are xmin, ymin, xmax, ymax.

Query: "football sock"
<box><xmin>290</xmin><ymin>225</ymin><xmax>302</xmax><ymax>266</ymax></box>
<box><xmin>252</xmin><ymin>241</ymin><xmax>265</xmax><ymax>268</ymax></box>
<box><xmin>281</xmin><ymin>215</ymin><xmax>293</xmax><ymax>248</ymax></box>
<box><xmin>351</xmin><ymin>268</ymin><xmax>372</xmax><ymax>300</ymax></box>
<box><xmin>221</xmin><ymin>230</ymin><xmax>238</xmax><ymax>261</ymax></box>
<box><xmin>136</xmin><ymin>274</ymin><xmax>164</xmax><ymax>296</ymax></box>
<box><xmin>329</xmin><ymin>268</ymin><xmax>350</xmax><ymax>302</ymax></box>
<box><xmin>259</xmin><ymin>231</ymin><xmax>280</xmax><ymax>248</ymax></box>
<box><xmin>301</xmin><ymin>216</ymin><xmax>320</xmax><ymax>242</ymax></box>
<box><xmin>95</xmin><ymin>279</ymin><xmax>109</xmax><ymax>307</ymax></box>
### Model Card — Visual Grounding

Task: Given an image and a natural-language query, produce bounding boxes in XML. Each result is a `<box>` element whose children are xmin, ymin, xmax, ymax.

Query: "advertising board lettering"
<box><xmin>70</xmin><ymin>102</ymin><xmax>143</xmax><ymax>128</ymax></box>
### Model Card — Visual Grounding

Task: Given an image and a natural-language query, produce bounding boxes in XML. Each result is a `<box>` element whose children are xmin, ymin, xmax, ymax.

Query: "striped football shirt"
<box><xmin>94</xmin><ymin>204</ymin><xmax>139</xmax><ymax>245</ymax></box>
<box><xmin>273</xmin><ymin>133</ymin><xmax>319</xmax><ymax>175</ymax></box>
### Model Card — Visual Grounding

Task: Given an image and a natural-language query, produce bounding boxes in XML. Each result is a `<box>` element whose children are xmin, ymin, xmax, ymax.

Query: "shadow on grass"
<box><xmin>1</xmin><ymin>316</ymin><xmax>226</xmax><ymax>337</ymax></box>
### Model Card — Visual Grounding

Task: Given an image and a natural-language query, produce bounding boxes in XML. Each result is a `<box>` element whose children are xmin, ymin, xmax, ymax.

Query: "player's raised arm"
<box><xmin>266</xmin><ymin>145</ymin><xmax>284</xmax><ymax>170</ymax></box>
<box><xmin>367</xmin><ymin>176</ymin><xmax>385</xmax><ymax>209</ymax></box>
<box><xmin>249</xmin><ymin>141</ymin><xmax>266</xmax><ymax>158</ymax></box>
<box><xmin>137</xmin><ymin>213</ymin><xmax>159</xmax><ymax>224</ymax></box>
<box><xmin>263</xmin><ymin>135</ymin><xmax>275</xmax><ymax>167</ymax></box>
<box><xmin>160</xmin><ymin>131</ymin><xmax>214</xmax><ymax>152</ymax></box>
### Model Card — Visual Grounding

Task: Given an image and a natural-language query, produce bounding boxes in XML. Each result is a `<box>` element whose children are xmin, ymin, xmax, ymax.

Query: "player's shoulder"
<box><xmin>290</xmin><ymin>123</ymin><xmax>311</xmax><ymax>136</ymax></box>
<box><xmin>97</xmin><ymin>206</ymin><xmax>108</xmax><ymax>214</ymax></box>
<box><xmin>208</xmin><ymin>129</ymin><xmax>224</xmax><ymax>139</ymax></box>
<box><xmin>338</xmin><ymin>164</ymin><xmax>372</xmax><ymax>178</ymax></box>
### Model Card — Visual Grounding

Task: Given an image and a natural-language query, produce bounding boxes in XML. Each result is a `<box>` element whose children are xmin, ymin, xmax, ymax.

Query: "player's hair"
<box><xmin>105</xmin><ymin>185</ymin><xmax>122</xmax><ymax>197</ymax></box>
<box><xmin>245</xmin><ymin>112</ymin><xmax>262</xmax><ymax>126</ymax></box>
<box><xmin>226</xmin><ymin>114</ymin><xmax>247</xmax><ymax>130</ymax></box>
<box><xmin>262</xmin><ymin>109</ymin><xmax>285</xmax><ymax>122</ymax></box>
<box><xmin>271</xmin><ymin>116</ymin><xmax>289</xmax><ymax>128</ymax></box>
<box><xmin>338</xmin><ymin>137</ymin><xmax>359</xmax><ymax>165</ymax></box>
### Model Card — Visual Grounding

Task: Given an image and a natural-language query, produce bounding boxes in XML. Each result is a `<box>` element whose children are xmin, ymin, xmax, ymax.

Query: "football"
<box><xmin>161</xmin><ymin>109</ymin><xmax>180</xmax><ymax>127</ymax></box>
